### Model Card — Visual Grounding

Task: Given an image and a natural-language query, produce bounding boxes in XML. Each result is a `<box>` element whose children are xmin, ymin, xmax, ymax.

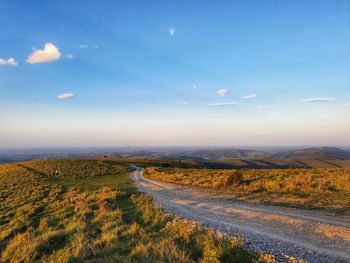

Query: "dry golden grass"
<box><xmin>144</xmin><ymin>167</ymin><xmax>350</xmax><ymax>214</ymax></box>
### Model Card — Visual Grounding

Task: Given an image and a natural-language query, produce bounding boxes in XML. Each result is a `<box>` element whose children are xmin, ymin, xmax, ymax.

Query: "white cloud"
<box><xmin>344</xmin><ymin>104</ymin><xmax>350</xmax><ymax>109</ymax></box>
<box><xmin>66</xmin><ymin>54</ymin><xmax>73</xmax><ymax>59</ymax></box>
<box><xmin>27</xmin><ymin>43</ymin><xmax>61</xmax><ymax>64</ymax></box>
<box><xmin>0</xmin><ymin>57</ymin><xmax>18</xmax><ymax>66</ymax></box>
<box><xmin>193</xmin><ymin>85</ymin><xmax>197</xmax><ymax>89</ymax></box>
<box><xmin>209</xmin><ymin>102</ymin><xmax>238</xmax><ymax>107</ymax></box>
<box><xmin>182</xmin><ymin>101</ymin><xmax>187</xmax><ymax>105</ymax></box>
<box><xmin>257</xmin><ymin>106</ymin><xmax>272</xmax><ymax>109</ymax></box>
<box><xmin>217</xmin><ymin>89</ymin><xmax>228</xmax><ymax>96</ymax></box>
<box><xmin>299</xmin><ymin>97</ymin><xmax>334</xmax><ymax>103</ymax></box>
<box><xmin>57</xmin><ymin>93</ymin><xmax>75</xmax><ymax>100</ymax></box>
<box><xmin>74</xmin><ymin>44</ymin><xmax>98</xmax><ymax>49</ymax></box>
<box><xmin>243</xmin><ymin>93</ymin><xmax>256</xmax><ymax>99</ymax></box>
<box><xmin>169</xmin><ymin>28</ymin><xmax>176</xmax><ymax>36</ymax></box>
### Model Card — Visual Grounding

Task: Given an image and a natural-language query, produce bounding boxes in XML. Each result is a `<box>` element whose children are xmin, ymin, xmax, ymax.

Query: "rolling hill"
<box><xmin>269</xmin><ymin>147</ymin><xmax>350</xmax><ymax>160</ymax></box>
<box><xmin>0</xmin><ymin>158</ymin><xmax>258</xmax><ymax>262</ymax></box>
<box><xmin>1</xmin><ymin>147</ymin><xmax>350</xmax><ymax>168</ymax></box>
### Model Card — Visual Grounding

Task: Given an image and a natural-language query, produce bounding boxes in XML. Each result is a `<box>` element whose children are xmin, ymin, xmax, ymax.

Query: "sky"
<box><xmin>0</xmin><ymin>0</ymin><xmax>349</xmax><ymax>148</ymax></box>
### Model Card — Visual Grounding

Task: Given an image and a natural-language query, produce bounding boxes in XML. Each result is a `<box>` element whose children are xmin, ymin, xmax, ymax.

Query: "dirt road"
<box><xmin>130</xmin><ymin>168</ymin><xmax>350</xmax><ymax>263</ymax></box>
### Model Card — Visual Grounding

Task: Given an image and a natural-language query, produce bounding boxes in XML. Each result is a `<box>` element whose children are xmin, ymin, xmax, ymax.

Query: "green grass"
<box><xmin>0</xmin><ymin>159</ymin><xmax>264</xmax><ymax>263</ymax></box>
<box><xmin>53</xmin><ymin>170</ymin><xmax>135</xmax><ymax>192</ymax></box>
<box><xmin>53</xmin><ymin>169</ymin><xmax>142</xmax><ymax>224</ymax></box>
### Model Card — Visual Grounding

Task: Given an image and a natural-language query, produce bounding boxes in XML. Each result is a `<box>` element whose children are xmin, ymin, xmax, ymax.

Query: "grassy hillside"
<box><xmin>89</xmin><ymin>157</ymin><xmax>201</xmax><ymax>169</ymax></box>
<box><xmin>144</xmin><ymin>167</ymin><xmax>350</xmax><ymax>214</ymax></box>
<box><xmin>0</xmin><ymin>159</ymin><xmax>266</xmax><ymax>262</ymax></box>
<box><xmin>17</xmin><ymin>158</ymin><xmax>121</xmax><ymax>178</ymax></box>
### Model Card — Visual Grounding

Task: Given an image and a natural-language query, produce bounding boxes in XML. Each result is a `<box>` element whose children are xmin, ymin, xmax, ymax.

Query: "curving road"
<box><xmin>130</xmin><ymin>168</ymin><xmax>350</xmax><ymax>263</ymax></box>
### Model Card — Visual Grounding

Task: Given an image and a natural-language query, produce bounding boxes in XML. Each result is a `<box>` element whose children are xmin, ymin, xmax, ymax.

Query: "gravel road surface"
<box><xmin>130</xmin><ymin>168</ymin><xmax>350</xmax><ymax>263</ymax></box>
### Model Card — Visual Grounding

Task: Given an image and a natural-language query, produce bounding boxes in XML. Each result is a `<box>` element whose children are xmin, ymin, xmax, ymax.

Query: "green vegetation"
<box><xmin>0</xmin><ymin>159</ymin><xmax>268</xmax><ymax>262</ymax></box>
<box><xmin>144</xmin><ymin>167</ymin><xmax>350</xmax><ymax>214</ymax></box>
<box><xmin>92</xmin><ymin>157</ymin><xmax>202</xmax><ymax>169</ymax></box>
<box><xmin>20</xmin><ymin>159</ymin><xmax>118</xmax><ymax>178</ymax></box>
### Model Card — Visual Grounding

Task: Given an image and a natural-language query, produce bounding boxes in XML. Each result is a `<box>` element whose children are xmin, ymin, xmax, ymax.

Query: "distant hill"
<box><xmin>269</xmin><ymin>147</ymin><xmax>350</xmax><ymax>160</ymax></box>
<box><xmin>0</xmin><ymin>158</ymin><xmax>12</xmax><ymax>164</ymax></box>
<box><xmin>164</xmin><ymin>149</ymin><xmax>267</xmax><ymax>159</ymax></box>
<box><xmin>1</xmin><ymin>147</ymin><xmax>349</xmax><ymax>168</ymax></box>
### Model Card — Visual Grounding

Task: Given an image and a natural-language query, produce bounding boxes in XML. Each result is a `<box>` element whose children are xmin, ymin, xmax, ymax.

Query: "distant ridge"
<box><xmin>269</xmin><ymin>147</ymin><xmax>350</xmax><ymax>160</ymax></box>
<box><xmin>0</xmin><ymin>147</ymin><xmax>350</xmax><ymax>168</ymax></box>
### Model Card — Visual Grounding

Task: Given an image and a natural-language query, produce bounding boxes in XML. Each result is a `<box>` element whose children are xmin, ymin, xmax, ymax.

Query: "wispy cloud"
<box><xmin>217</xmin><ymin>89</ymin><xmax>228</xmax><ymax>97</ymax></box>
<box><xmin>209</xmin><ymin>102</ymin><xmax>238</xmax><ymax>107</ymax></box>
<box><xmin>57</xmin><ymin>93</ymin><xmax>75</xmax><ymax>100</ymax></box>
<box><xmin>299</xmin><ymin>97</ymin><xmax>334</xmax><ymax>103</ymax></box>
<box><xmin>193</xmin><ymin>85</ymin><xmax>197</xmax><ymax>89</ymax></box>
<box><xmin>27</xmin><ymin>43</ymin><xmax>61</xmax><ymax>64</ymax></box>
<box><xmin>243</xmin><ymin>93</ymin><xmax>256</xmax><ymax>99</ymax></box>
<box><xmin>182</xmin><ymin>101</ymin><xmax>187</xmax><ymax>105</ymax></box>
<box><xmin>169</xmin><ymin>28</ymin><xmax>176</xmax><ymax>36</ymax></box>
<box><xmin>0</xmin><ymin>57</ymin><xmax>17</xmax><ymax>66</ymax></box>
<box><xmin>65</xmin><ymin>54</ymin><xmax>73</xmax><ymax>59</ymax></box>
<box><xmin>74</xmin><ymin>44</ymin><xmax>98</xmax><ymax>49</ymax></box>
<box><xmin>344</xmin><ymin>104</ymin><xmax>350</xmax><ymax>109</ymax></box>
<box><xmin>257</xmin><ymin>105</ymin><xmax>272</xmax><ymax>109</ymax></box>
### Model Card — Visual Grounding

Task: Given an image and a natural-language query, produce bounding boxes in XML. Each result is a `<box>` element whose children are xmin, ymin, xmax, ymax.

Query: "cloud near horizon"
<box><xmin>0</xmin><ymin>57</ymin><xmax>18</xmax><ymax>66</ymax></box>
<box><xmin>217</xmin><ymin>89</ymin><xmax>228</xmax><ymax>96</ymax></box>
<box><xmin>243</xmin><ymin>93</ymin><xmax>256</xmax><ymax>99</ymax></box>
<box><xmin>344</xmin><ymin>104</ymin><xmax>350</xmax><ymax>109</ymax></box>
<box><xmin>257</xmin><ymin>105</ymin><xmax>272</xmax><ymax>109</ymax></box>
<box><xmin>57</xmin><ymin>93</ymin><xmax>75</xmax><ymax>100</ymax></box>
<box><xmin>209</xmin><ymin>102</ymin><xmax>238</xmax><ymax>107</ymax></box>
<box><xmin>299</xmin><ymin>97</ymin><xmax>334</xmax><ymax>103</ymax></box>
<box><xmin>27</xmin><ymin>43</ymin><xmax>61</xmax><ymax>64</ymax></box>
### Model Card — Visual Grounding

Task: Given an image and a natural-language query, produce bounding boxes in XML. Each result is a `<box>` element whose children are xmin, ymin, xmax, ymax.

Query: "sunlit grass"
<box><xmin>0</xmin><ymin>159</ymin><xmax>267</xmax><ymax>262</ymax></box>
<box><xmin>144</xmin><ymin>167</ymin><xmax>350</xmax><ymax>214</ymax></box>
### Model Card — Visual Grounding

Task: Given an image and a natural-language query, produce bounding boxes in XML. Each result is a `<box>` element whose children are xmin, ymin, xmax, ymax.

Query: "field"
<box><xmin>143</xmin><ymin>167</ymin><xmax>350</xmax><ymax>214</ymax></box>
<box><xmin>0</xmin><ymin>159</ymin><xmax>267</xmax><ymax>262</ymax></box>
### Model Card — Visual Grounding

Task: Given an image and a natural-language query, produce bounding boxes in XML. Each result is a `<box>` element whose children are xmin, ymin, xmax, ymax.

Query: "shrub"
<box><xmin>224</xmin><ymin>171</ymin><xmax>243</xmax><ymax>187</ymax></box>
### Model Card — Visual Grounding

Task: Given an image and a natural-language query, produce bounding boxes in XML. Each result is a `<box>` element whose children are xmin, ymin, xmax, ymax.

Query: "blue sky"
<box><xmin>0</xmin><ymin>0</ymin><xmax>349</xmax><ymax>147</ymax></box>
